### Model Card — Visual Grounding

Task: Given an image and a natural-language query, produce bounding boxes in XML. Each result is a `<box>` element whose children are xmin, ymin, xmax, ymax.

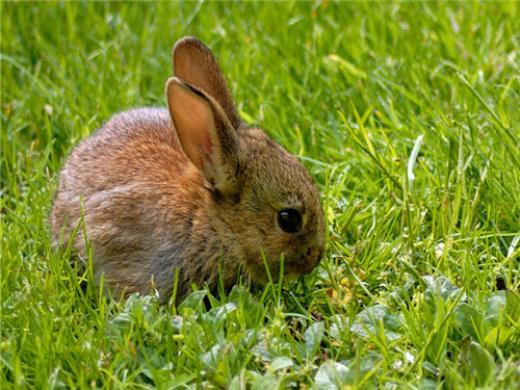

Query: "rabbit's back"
<box><xmin>59</xmin><ymin>108</ymin><xmax>185</xmax><ymax>194</ymax></box>
<box><xmin>51</xmin><ymin>108</ymin><xmax>209</xmax><ymax>297</ymax></box>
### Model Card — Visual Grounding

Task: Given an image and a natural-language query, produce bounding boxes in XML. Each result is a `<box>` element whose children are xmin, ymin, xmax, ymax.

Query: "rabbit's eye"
<box><xmin>277</xmin><ymin>209</ymin><xmax>302</xmax><ymax>234</ymax></box>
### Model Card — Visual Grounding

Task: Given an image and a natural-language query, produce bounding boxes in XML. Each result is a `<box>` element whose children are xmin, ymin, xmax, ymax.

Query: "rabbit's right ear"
<box><xmin>166</xmin><ymin>77</ymin><xmax>240</xmax><ymax>196</ymax></box>
<box><xmin>173</xmin><ymin>37</ymin><xmax>241</xmax><ymax>130</ymax></box>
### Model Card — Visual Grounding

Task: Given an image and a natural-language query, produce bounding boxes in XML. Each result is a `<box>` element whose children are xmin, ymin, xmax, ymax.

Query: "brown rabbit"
<box><xmin>51</xmin><ymin>37</ymin><xmax>325</xmax><ymax>302</ymax></box>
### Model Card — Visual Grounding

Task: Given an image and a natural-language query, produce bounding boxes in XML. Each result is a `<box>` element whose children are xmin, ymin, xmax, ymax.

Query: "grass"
<box><xmin>1</xmin><ymin>1</ymin><xmax>519</xmax><ymax>388</ymax></box>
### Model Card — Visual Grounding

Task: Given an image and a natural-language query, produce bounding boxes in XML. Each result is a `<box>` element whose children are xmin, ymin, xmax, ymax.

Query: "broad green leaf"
<box><xmin>484</xmin><ymin>291</ymin><xmax>506</xmax><ymax>328</ymax></box>
<box><xmin>505</xmin><ymin>291</ymin><xmax>520</xmax><ymax>321</ymax></box>
<box><xmin>314</xmin><ymin>360</ymin><xmax>350</xmax><ymax>390</ymax></box>
<box><xmin>251</xmin><ymin>372</ymin><xmax>280</xmax><ymax>390</ymax></box>
<box><xmin>202</xmin><ymin>302</ymin><xmax>237</xmax><ymax>323</ymax></box>
<box><xmin>350</xmin><ymin>304</ymin><xmax>402</xmax><ymax>341</ymax></box>
<box><xmin>305</xmin><ymin>321</ymin><xmax>325</xmax><ymax>357</ymax></box>
<box><xmin>270</xmin><ymin>356</ymin><xmax>293</xmax><ymax>372</ymax></box>
<box><xmin>454</xmin><ymin>303</ymin><xmax>483</xmax><ymax>340</ymax></box>
<box><xmin>178</xmin><ymin>290</ymin><xmax>207</xmax><ymax>312</ymax></box>
<box><xmin>423</xmin><ymin>275</ymin><xmax>463</xmax><ymax>305</ymax></box>
<box><xmin>484</xmin><ymin>326</ymin><xmax>513</xmax><ymax>348</ymax></box>
<box><xmin>459</xmin><ymin>339</ymin><xmax>495</xmax><ymax>386</ymax></box>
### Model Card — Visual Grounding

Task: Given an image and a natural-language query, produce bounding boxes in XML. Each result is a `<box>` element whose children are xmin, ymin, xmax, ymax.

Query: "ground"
<box><xmin>1</xmin><ymin>2</ymin><xmax>519</xmax><ymax>388</ymax></box>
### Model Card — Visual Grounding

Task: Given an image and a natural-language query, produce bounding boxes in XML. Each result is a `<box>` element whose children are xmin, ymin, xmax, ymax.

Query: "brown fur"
<box><xmin>51</xmin><ymin>37</ymin><xmax>325</xmax><ymax>302</ymax></box>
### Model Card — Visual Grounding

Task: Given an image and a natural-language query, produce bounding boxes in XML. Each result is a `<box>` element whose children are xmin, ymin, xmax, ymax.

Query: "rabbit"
<box><xmin>51</xmin><ymin>36</ymin><xmax>325</xmax><ymax>302</ymax></box>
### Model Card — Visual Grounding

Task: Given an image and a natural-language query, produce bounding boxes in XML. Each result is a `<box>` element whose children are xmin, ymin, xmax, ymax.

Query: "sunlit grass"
<box><xmin>1</xmin><ymin>2</ymin><xmax>519</xmax><ymax>388</ymax></box>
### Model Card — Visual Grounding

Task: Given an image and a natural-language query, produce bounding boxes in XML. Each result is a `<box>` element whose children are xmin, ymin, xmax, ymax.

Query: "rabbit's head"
<box><xmin>167</xmin><ymin>37</ymin><xmax>325</xmax><ymax>281</ymax></box>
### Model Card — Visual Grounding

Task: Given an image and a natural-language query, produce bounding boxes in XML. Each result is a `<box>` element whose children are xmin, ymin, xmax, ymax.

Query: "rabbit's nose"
<box><xmin>305</xmin><ymin>246</ymin><xmax>323</xmax><ymax>268</ymax></box>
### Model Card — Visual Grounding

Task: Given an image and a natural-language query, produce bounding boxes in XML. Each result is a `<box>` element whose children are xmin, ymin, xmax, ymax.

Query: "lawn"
<box><xmin>1</xmin><ymin>1</ymin><xmax>519</xmax><ymax>388</ymax></box>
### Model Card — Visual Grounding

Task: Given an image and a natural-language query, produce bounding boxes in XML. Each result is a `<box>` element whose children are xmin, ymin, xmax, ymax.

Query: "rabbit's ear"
<box><xmin>173</xmin><ymin>36</ymin><xmax>241</xmax><ymax>130</ymax></box>
<box><xmin>166</xmin><ymin>77</ymin><xmax>239</xmax><ymax>195</ymax></box>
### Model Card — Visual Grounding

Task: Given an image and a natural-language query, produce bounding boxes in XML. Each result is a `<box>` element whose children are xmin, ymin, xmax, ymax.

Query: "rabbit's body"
<box><xmin>51</xmin><ymin>38</ymin><xmax>324</xmax><ymax>301</ymax></box>
<box><xmin>52</xmin><ymin>108</ymin><xmax>238</xmax><ymax>298</ymax></box>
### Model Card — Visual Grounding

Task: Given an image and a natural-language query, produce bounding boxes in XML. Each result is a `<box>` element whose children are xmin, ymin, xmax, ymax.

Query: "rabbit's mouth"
<box><xmin>242</xmin><ymin>244</ymin><xmax>323</xmax><ymax>283</ymax></box>
<box><xmin>284</xmin><ymin>246</ymin><xmax>323</xmax><ymax>277</ymax></box>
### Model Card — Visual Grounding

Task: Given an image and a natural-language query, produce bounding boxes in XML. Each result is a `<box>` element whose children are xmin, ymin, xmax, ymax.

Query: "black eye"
<box><xmin>277</xmin><ymin>209</ymin><xmax>302</xmax><ymax>233</ymax></box>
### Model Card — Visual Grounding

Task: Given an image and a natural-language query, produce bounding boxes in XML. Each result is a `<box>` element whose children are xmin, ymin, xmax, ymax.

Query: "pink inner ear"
<box><xmin>168</xmin><ymin>82</ymin><xmax>215</xmax><ymax>170</ymax></box>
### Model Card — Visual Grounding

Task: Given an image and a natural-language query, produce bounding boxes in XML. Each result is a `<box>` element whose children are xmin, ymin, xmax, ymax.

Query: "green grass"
<box><xmin>2</xmin><ymin>1</ymin><xmax>519</xmax><ymax>388</ymax></box>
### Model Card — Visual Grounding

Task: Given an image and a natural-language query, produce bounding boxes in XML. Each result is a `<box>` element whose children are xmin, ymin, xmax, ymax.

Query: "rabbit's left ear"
<box><xmin>173</xmin><ymin>36</ymin><xmax>241</xmax><ymax>130</ymax></box>
<box><xmin>166</xmin><ymin>77</ymin><xmax>239</xmax><ymax>196</ymax></box>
